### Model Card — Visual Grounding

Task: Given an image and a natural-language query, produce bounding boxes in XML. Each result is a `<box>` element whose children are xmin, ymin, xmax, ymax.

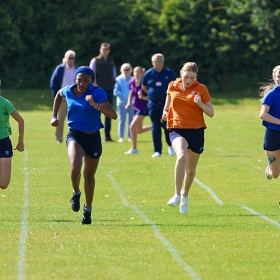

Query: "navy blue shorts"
<box><xmin>263</xmin><ymin>128</ymin><xmax>280</xmax><ymax>151</ymax></box>
<box><xmin>169</xmin><ymin>128</ymin><xmax>205</xmax><ymax>154</ymax></box>
<box><xmin>0</xmin><ymin>137</ymin><xmax>13</xmax><ymax>158</ymax></box>
<box><xmin>66</xmin><ymin>129</ymin><xmax>102</xmax><ymax>159</ymax></box>
<box><xmin>134</xmin><ymin>109</ymin><xmax>149</xmax><ymax>116</ymax></box>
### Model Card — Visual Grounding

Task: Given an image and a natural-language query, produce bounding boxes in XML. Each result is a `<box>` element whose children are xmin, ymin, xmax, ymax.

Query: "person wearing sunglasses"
<box><xmin>113</xmin><ymin>63</ymin><xmax>134</xmax><ymax>143</ymax></box>
<box><xmin>142</xmin><ymin>53</ymin><xmax>176</xmax><ymax>158</ymax></box>
<box><xmin>50</xmin><ymin>50</ymin><xmax>78</xmax><ymax>143</ymax></box>
<box><xmin>89</xmin><ymin>42</ymin><xmax>117</xmax><ymax>142</ymax></box>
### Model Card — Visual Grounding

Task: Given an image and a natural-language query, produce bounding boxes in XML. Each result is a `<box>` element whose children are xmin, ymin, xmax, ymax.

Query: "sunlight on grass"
<box><xmin>0</xmin><ymin>90</ymin><xmax>279</xmax><ymax>280</ymax></box>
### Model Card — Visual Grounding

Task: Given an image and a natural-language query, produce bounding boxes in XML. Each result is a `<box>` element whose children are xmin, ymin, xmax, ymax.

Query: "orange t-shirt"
<box><xmin>166</xmin><ymin>78</ymin><xmax>212</xmax><ymax>129</ymax></box>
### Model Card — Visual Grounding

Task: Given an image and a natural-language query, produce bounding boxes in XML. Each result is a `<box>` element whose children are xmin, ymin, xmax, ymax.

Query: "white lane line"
<box><xmin>194</xmin><ymin>178</ymin><xmax>224</xmax><ymax>205</ymax></box>
<box><xmin>106</xmin><ymin>172</ymin><xmax>201</xmax><ymax>280</ymax></box>
<box><xmin>238</xmin><ymin>204</ymin><xmax>280</xmax><ymax>229</ymax></box>
<box><xmin>17</xmin><ymin>149</ymin><xmax>29</xmax><ymax>280</ymax></box>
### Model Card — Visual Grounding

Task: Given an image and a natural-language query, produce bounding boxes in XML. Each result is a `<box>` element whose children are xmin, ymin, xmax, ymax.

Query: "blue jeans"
<box><xmin>148</xmin><ymin>101</ymin><xmax>171</xmax><ymax>153</ymax></box>
<box><xmin>117</xmin><ymin>103</ymin><xmax>134</xmax><ymax>138</ymax></box>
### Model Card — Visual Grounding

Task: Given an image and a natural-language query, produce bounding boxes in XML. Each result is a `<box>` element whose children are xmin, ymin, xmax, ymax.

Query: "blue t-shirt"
<box><xmin>262</xmin><ymin>86</ymin><xmax>280</xmax><ymax>131</ymax></box>
<box><xmin>142</xmin><ymin>67</ymin><xmax>176</xmax><ymax>102</ymax></box>
<box><xmin>62</xmin><ymin>83</ymin><xmax>107</xmax><ymax>132</ymax></box>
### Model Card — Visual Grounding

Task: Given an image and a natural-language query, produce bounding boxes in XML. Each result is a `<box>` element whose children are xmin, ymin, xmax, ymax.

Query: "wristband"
<box><xmin>52</xmin><ymin>115</ymin><xmax>57</xmax><ymax>119</ymax></box>
<box><xmin>94</xmin><ymin>103</ymin><xmax>101</xmax><ymax>111</ymax></box>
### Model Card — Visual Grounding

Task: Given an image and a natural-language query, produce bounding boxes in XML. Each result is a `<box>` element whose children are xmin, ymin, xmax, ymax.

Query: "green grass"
<box><xmin>1</xmin><ymin>89</ymin><xmax>280</xmax><ymax>280</ymax></box>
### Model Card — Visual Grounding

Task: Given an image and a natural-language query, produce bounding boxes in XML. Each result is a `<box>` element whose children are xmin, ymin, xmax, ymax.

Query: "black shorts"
<box><xmin>0</xmin><ymin>137</ymin><xmax>13</xmax><ymax>158</ymax></box>
<box><xmin>169</xmin><ymin>128</ymin><xmax>205</xmax><ymax>154</ymax></box>
<box><xmin>134</xmin><ymin>109</ymin><xmax>149</xmax><ymax>116</ymax></box>
<box><xmin>66</xmin><ymin>129</ymin><xmax>102</xmax><ymax>159</ymax></box>
<box><xmin>263</xmin><ymin>128</ymin><xmax>280</xmax><ymax>151</ymax></box>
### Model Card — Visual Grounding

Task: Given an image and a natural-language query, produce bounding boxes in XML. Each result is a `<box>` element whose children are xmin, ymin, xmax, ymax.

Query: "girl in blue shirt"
<box><xmin>259</xmin><ymin>65</ymin><xmax>280</xmax><ymax>182</ymax></box>
<box><xmin>51</xmin><ymin>66</ymin><xmax>117</xmax><ymax>225</ymax></box>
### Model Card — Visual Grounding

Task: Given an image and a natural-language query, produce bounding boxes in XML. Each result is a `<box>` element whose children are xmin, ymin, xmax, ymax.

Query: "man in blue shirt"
<box><xmin>142</xmin><ymin>53</ymin><xmax>176</xmax><ymax>157</ymax></box>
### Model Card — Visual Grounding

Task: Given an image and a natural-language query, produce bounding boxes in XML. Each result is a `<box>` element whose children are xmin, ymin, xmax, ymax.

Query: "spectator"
<box><xmin>50</xmin><ymin>50</ymin><xmax>78</xmax><ymax>143</ymax></box>
<box><xmin>113</xmin><ymin>63</ymin><xmax>134</xmax><ymax>143</ymax></box>
<box><xmin>142</xmin><ymin>53</ymin><xmax>176</xmax><ymax>157</ymax></box>
<box><xmin>89</xmin><ymin>42</ymin><xmax>117</xmax><ymax>142</ymax></box>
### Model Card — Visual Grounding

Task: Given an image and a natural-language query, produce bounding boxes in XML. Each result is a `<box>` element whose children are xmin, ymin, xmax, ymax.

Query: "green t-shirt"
<box><xmin>0</xmin><ymin>96</ymin><xmax>15</xmax><ymax>140</ymax></box>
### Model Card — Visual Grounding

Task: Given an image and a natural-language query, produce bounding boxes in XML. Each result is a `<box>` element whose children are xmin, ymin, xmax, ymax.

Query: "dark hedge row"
<box><xmin>1</xmin><ymin>0</ymin><xmax>280</xmax><ymax>91</ymax></box>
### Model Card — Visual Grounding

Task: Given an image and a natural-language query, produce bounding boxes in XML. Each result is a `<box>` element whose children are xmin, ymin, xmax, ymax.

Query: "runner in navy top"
<box><xmin>259</xmin><ymin>65</ymin><xmax>280</xmax><ymax>184</ymax></box>
<box><xmin>51</xmin><ymin>66</ymin><xmax>117</xmax><ymax>225</ymax></box>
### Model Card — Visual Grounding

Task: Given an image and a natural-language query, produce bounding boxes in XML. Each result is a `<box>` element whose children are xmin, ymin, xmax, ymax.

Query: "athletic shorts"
<box><xmin>169</xmin><ymin>128</ymin><xmax>205</xmax><ymax>154</ymax></box>
<box><xmin>134</xmin><ymin>109</ymin><xmax>149</xmax><ymax>116</ymax></box>
<box><xmin>263</xmin><ymin>128</ymin><xmax>280</xmax><ymax>151</ymax></box>
<box><xmin>0</xmin><ymin>137</ymin><xmax>13</xmax><ymax>158</ymax></box>
<box><xmin>66</xmin><ymin>129</ymin><xmax>102</xmax><ymax>159</ymax></box>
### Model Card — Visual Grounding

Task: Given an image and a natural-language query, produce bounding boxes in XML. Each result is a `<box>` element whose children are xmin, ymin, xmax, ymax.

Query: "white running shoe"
<box><xmin>265</xmin><ymin>166</ymin><xmax>272</xmax><ymax>180</ymax></box>
<box><xmin>125</xmin><ymin>148</ymin><xmax>138</xmax><ymax>154</ymax></box>
<box><xmin>168</xmin><ymin>146</ymin><xmax>175</xmax><ymax>156</ymax></box>
<box><xmin>118</xmin><ymin>138</ymin><xmax>124</xmax><ymax>143</ymax></box>
<box><xmin>180</xmin><ymin>193</ymin><xmax>189</xmax><ymax>214</ymax></box>
<box><xmin>167</xmin><ymin>194</ymin><xmax>181</xmax><ymax>206</ymax></box>
<box><xmin>152</xmin><ymin>152</ymin><xmax>161</xmax><ymax>158</ymax></box>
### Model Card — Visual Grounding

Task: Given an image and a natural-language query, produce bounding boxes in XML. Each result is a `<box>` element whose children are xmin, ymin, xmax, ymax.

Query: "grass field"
<box><xmin>1</xmin><ymin>89</ymin><xmax>280</xmax><ymax>280</ymax></box>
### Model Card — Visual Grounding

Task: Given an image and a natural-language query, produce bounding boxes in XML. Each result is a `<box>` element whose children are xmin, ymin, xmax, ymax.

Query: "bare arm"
<box><xmin>194</xmin><ymin>93</ymin><xmax>214</xmax><ymax>118</ymax></box>
<box><xmin>142</xmin><ymin>85</ymin><xmax>148</xmax><ymax>95</ymax></box>
<box><xmin>85</xmin><ymin>95</ymin><xmax>117</xmax><ymax>120</ymax></box>
<box><xmin>98</xmin><ymin>101</ymin><xmax>118</xmax><ymax>120</ymax></box>
<box><xmin>125</xmin><ymin>91</ymin><xmax>133</xmax><ymax>109</ymax></box>
<box><xmin>50</xmin><ymin>90</ymin><xmax>63</xmax><ymax>127</ymax></box>
<box><xmin>161</xmin><ymin>95</ymin><xmax>171</xmax><ymax>121</ymax></box>
<box><xmin>10</xmin><ymin>110</ymin><xmax>24</xmax><ymax>152</ymax></box>
<box><xmin>259</xmin><ymin>104</ymin><xmax>280</xmax><ymax>124</ymax></box>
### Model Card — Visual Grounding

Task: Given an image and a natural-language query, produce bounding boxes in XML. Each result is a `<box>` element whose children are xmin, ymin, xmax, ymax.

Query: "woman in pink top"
<box><xmin>162</xmin><ymin>62</ymin><xmax>214</xmax><ymax>214</ymax></box>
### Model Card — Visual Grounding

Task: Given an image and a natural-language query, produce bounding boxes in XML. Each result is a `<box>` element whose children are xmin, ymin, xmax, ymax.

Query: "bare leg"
<box><xmin>181</xmin><ymin>150</ymin><xmax>200</xmax><ymax>197</ymax></box>
<box><xmin>172</xmin><ymin>137</ymin><xmax>200</xmax><ymax>196</ymax></box>
<box><xmin>0</xmin><ymin>158</ymin><xmax>12</xmax><ymax>189</ymax></box>
<box><xmin>67</xmin><ymin>140</ymin><xmax>84</xmax><ymax>192</ymax></box>
<box><xmin>83</xmin><ymin>155</ymin><xmax>99</xmax><ymax>209</ymax></box>
<box><xmin>172</xmin><ymin>137</ymin><xmax>189</xmax><ymax>195</ymax></box>
<box><xmin>265</xmin><ymin>150</ymin><xmax>280</xmax><ymax>178</ymax></box>
<box><xmin>130</xmin><ymin>115</ymin><xmax>151</xmax><ymax>149</ymax></box>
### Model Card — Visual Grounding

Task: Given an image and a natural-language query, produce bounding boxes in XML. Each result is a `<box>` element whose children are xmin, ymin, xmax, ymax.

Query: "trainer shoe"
<box><xmin>152</xmin><ymin>152</ymin><xmax>161</xmax><ymax>158</ymax></box>
<box><xmin>70</xmin><ymin>192</ymin><xmax>81</xmax><ymax>212</ymax></box>
<box><xmin>167</xmin><ymin>194</ymin><xmax>181</xmax><ymax>206</ymax></box>
<box><xmin>125</xmin><ymin>148</ymin><xmax>138</xmax><ymax>154</ymax></box>
<box><xmin>168</xmin><ymin>146</ymin><xmax>175</xmax><ymax>156</ymax></box>
<box><xmin>82</xmin><ymin>205</ymin><xmax>92</xmax><ymax>225</ymax></box>
<box><xmin>180</xmin><ymin>192</ymin><xmax>189</xmax><ymax>214</ymax></box>
<box><xmin>265</xmin><ymin>166</ymin><xmax>272</xmax><ymax>180</ymax></box>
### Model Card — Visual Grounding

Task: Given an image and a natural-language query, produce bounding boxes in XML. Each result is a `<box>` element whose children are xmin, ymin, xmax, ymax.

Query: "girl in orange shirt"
<box><xmin>162</xmin><ymin>62</ymin><xmax>214</xmax><ymax>214</ymax></box>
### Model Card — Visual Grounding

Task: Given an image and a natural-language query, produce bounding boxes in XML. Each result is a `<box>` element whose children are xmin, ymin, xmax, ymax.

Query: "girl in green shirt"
<box><xmin>0</xmin><ymin>96</ymin><xmax>24</xmax><ymax>189</ymax></box>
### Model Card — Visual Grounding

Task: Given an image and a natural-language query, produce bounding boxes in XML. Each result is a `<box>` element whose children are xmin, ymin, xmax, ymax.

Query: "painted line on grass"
<box><xmin>194</xmin><ymin>178</ymin><xmax>224</xmax><ymax>205</ymax></box>
<box><xmin>106</xmin><ymin>172</ymin><xmax>201</xmax><ymax>280</ymax></box>
<box><xmin>17</xmin><ymin>149</ymin><xmax>29</xmax><ymax>280</ymax></box>
<box><xmin>238</xmin><ymin>204</ymin><xmax>280</xmax><ymax>229</ymax></box>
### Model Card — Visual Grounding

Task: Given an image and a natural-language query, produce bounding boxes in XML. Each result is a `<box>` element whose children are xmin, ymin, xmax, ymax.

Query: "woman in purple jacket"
<box><xmin>125</xmin><ymin>66</ymin><xmax>151</xmax><ymax>154</ymax></box>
